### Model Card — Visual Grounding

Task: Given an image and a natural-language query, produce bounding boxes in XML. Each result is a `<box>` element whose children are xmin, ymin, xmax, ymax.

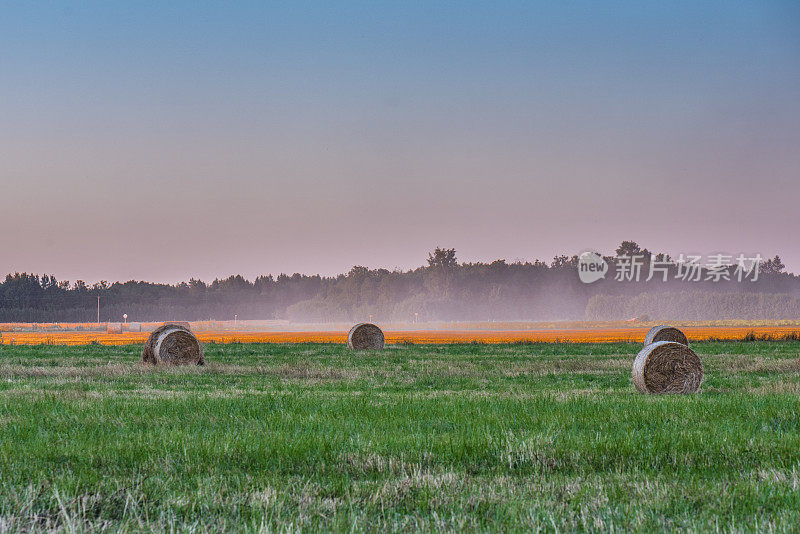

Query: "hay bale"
<box><xmin>142</xmin><ymin>323</ymin><xmax>189</xmax><ymax>363</ymax></box>
<box><xmin>107</xmin><ymin>322</ymin><xmax>122</xmax><ymax>334</ymax></box>
<box><xmin>347</xmin><ymin>323</ymin><xmax>385</xmax><ymax>350</ymax></box>
<box><xmin>164</xmin><ymin>321</ymin><xmax>191</xmax><ymax>330</ymax></box>
<box><xmin>644</xmin><ymin>325</ymin><xmax>688</xmax><ymax>346</ymax></box>
<box><xmin>142</xmin><ymin>324</ymin><xmax>204</xmax><ymax>365</ymax></box>
<box><xmin>632</xmin><ymin>341</ymin><xmax>703</xmax><ymax>394</ymax></box>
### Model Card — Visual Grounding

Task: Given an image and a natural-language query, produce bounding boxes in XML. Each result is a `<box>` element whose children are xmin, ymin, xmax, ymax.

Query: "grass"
<box><xmin>0</xmin><ymin>341</ymin><xmax>799</xmax><ymax>532</ymax></box>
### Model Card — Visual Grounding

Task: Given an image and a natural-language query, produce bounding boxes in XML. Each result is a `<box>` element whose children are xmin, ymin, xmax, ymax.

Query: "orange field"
<box><xmin>1</xmin><ymin>325</ymin><xmax>799</xmax><ymax>345</ymax></box>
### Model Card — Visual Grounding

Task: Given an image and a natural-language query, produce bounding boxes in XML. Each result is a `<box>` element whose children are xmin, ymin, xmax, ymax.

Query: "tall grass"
<box><xmin>0</xmin><ymin>341</ymin><xmax>799</xmax><ymax>531</ymax></box>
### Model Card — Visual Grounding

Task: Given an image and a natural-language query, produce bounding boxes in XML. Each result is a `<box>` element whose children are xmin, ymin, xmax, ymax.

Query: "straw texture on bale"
<box><xmin>142</xmin><ymin>324</ymin><xmax>204</xmax><ymax>365</ymax></box>
<box><xmin>163</xmin><ymin>321</ymin><xmax>191</xmax><ymax>330</ymax></box>
<box><xmin>632</xmin><ymin>341</ymin><xmax>703</xmax><ymax>394</ymax></box>
<box><xmin>644</xmin><ymin>325</ymin><xmax>688</xmax><ymax>346</ymax></box>
<box><xmin>106</xmin><ymin>322</ymin><xmax>122</xmax><ymax>334</ymax></box>
<box><xmin>347</xmin><ymin>323</ymin><xmax>385</xmax><ymax>350</ymax></box>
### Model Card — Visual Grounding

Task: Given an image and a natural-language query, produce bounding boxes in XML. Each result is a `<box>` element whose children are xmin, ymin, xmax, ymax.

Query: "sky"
<box><xmin>1</xmin><ymin>1</ymin><xmax>799</xmax><ymax>283</ymax></box>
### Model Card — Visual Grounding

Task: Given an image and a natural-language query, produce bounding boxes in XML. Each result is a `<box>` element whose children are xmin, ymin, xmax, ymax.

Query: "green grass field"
<box><xmin>0</xmin><ymin>341</ymin><xmax>799</xmax><ymax>532</ymax></box>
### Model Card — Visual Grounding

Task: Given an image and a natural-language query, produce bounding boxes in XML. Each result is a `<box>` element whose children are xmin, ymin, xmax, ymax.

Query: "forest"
<box><xmin>0</xmin><ymin>242</ymin><xmax>797</xmax><ymax>323</ymax></box>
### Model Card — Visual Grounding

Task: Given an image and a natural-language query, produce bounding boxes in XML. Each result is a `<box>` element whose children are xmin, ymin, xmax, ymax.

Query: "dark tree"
<box><xmin>427</xmin><ymin>247</ymin><xmax>458</xmax><ymax>269</ymax></box>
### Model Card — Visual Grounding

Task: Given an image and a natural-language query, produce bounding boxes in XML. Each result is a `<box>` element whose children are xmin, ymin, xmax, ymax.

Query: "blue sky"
<box><xmin>1</xmin><ymin>1</ymin><xmax>798</xmax><ymax>282</ymax></box>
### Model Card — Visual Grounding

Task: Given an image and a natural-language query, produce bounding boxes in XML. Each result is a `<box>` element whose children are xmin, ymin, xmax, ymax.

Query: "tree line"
<box><xmin>0</xmin><ymin>242</ymin><xmax>797</xmax><ymax>323</ymax></box>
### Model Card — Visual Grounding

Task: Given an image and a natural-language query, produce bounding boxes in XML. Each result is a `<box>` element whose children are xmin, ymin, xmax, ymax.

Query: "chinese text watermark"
<box><xmin>578</xmin><ymin>252</ymin><xmax>762</xmax><ymax>284</ymax></box>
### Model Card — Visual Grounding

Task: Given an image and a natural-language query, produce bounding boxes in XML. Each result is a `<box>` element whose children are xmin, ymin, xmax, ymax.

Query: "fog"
<box><xmin>1</xmin><ymin>250</ymin><xmax>798</xmax><ymax>324</ymax></box>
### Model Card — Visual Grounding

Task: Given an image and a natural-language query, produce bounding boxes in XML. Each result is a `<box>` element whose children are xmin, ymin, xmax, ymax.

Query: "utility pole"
<box><xmin>97</xmin><ymin>295</ymin><xmax>100</xmax><ymax>324</ymax></box>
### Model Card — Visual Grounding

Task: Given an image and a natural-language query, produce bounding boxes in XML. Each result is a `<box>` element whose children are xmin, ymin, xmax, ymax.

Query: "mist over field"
<box><xmin>1</xmin><ymin>243</ymin><xmax>798</xmax><ymax>324</ymax></box>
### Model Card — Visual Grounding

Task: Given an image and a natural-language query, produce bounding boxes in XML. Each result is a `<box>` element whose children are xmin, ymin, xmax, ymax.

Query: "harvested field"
<box><xmin>0</xmin><ymin>340</ymin><xmax>799</xmax><ymax>531</ymax></box>
<box><xmin>1</xmin><ymin>323</ymin><xmax>800</xmax><ymax>345</ymax></box>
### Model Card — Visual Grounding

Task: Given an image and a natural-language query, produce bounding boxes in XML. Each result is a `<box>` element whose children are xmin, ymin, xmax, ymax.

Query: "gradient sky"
<box><xmin>1</xmin><ymin>1</ymin><xmax>799</xmax><ymax>283</ymax></box>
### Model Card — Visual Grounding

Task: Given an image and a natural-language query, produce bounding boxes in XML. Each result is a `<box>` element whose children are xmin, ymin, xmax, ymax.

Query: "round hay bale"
<box><xmin>142</xmin><ymin>323</ymin><xmax>190</xmax><ymax>364</ymax></box>
<box><xmin>347</xmin><ymin>323</ymin><xmax>385</xmax><ymax>350</ymax></box>
<box><xmin>632</xmin><ymin>341</ymin><xmax>703</xmax><ymax>394</ymax></box>
<box><xmin>164</xmin><ymin>320</ymin><xmax>191</xmax><ymax>330</ymax></box>
<box><xmin>644</xmin><ymin>325</ymin><xmax>688</xmax><ymax>346</ymax></box>
<box><xmin>142</xmin><ymin>324</ymin><xmax>204</xmax><ymax>365</ymax></box>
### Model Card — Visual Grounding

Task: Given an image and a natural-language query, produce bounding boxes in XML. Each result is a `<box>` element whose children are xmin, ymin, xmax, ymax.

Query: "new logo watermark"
<box><xmin>578</xmin><ymin>251</ymin><xmax>608</xmax><ymax>284</ymax></box>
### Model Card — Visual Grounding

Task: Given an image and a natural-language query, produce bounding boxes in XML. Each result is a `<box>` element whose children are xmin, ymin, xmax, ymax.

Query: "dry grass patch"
<box><xmin>706</xmin><ymin>354</ymin><xmax>800</xmax><ymax>373</ymax></box>
<box><xmin>268</xmin><ymin>361</ymin><xmax>362</xmax><ymax>380</ymax></box>
<box><xmin>746</xmin><ymin>381</ymin><xmax>800</xmax><ymax>395</ymax></box>
<box><xmin>0</xmin><ymin>364</ymin><xmax>136</xmax><ymax>378</ymax></box>
<box><xmin>501</xmin><ymin>357</ymin><xmax>630</xmax><ymax>377</ymax></box>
